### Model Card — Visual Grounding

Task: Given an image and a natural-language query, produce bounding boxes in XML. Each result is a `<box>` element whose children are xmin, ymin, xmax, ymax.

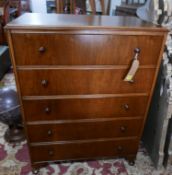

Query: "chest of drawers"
<box><xmin>5</xmin><ymin>13</ymin><xmax>168</xmax><ymax>171</ymax></box>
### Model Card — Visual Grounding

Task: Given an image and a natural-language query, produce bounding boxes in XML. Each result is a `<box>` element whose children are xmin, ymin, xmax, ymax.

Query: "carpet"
<box><xmin>0</xmin><ymin>73</ymin><xmax>172</xmax><ymax>175</ymax></box>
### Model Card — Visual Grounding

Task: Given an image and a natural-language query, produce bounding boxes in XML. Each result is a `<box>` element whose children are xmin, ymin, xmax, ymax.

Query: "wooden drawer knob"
<box><xmin>48</xmin><ymin>150</ymin><xmax>54</xmax><ymax>156</ymax></box>
<box><xmin>47</xmin><ymin>130</ymin><xmax>53</xmax><ymax>136</ymax></box>
<box><xmin>120</xmin><ymin>126</ymin><xmax>126</xmax><ymax>132</ymax></box>
<box><xmin>41</xmin><ymin>80</ymin><xmax>48</xmax><ymax>87</ymax></box>
<box><xmin>134</xmin><ymin>47</ymin><xmax>141</xmax><ymax>54</ymax></box>
<box><xmin>117</xmin><ymin>146</ymin><xmax>123</xmax><ymax>152</ymax></box>
<box><xmin>123</xmin><ymin>104</ymin><xmax>129</xmax><ymax>110</ymax></box>
<box><xmin>39</xmin><ymin>46</ymin><xmax>46</xmax><ymax>53</ymax></box>
<box><xmin>44</xmin><ymin>107</ymin><xmax>51</xmax><ymax>114</ymax></box>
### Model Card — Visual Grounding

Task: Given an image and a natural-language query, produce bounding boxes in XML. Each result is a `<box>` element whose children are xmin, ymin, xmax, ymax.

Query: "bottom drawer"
<box><xmin>30</xmin><ymin>138</ymin><xmax>139</xmax><ymax>163</ymax></box>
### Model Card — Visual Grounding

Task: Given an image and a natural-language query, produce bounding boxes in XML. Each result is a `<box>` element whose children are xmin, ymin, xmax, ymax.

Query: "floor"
<box><xmin>0</xmin><ymin>72</ymin><xmax>172</xmax><ymax>175</ymax></box>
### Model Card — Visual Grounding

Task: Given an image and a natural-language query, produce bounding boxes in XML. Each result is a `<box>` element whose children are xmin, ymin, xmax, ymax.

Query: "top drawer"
<box><xmin>11</xmin><ymin>34</ymin><xmax>163</xmax><ymax>66</ymax></box>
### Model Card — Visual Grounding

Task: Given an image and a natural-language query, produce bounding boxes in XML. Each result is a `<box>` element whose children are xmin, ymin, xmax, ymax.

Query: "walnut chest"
<box><xmin>5</xmin><ymin>13</ymin><xmax>168</xmax><ymax>171</ymax></box>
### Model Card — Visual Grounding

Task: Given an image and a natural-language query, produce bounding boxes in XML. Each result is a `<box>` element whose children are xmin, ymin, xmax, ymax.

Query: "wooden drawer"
<box><xmin>23</xmin><ymin>96</ymin><xmax>148</xmax><ymax>121</ymax></box>
<box><xmin>27</xmin><ymin>118</ymin><xmax>143</xmax><ymax>142</ymax></box>
<box><xmin>30</xmin><ymin>138</ymin><xmax>139</xmax><ymax>162</ymax></box>
<box><xmin>12</xmin><ymin>34</ymin><xmax>163</xmax><ymax>66</ymax></box>
<box><xmin>18</xmin><ymin>68</ymin><xmax>155</xmax><ymax>96</ymax></box>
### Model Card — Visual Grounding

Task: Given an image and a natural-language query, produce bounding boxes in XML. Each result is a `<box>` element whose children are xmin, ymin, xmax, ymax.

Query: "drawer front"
<box><xmin>27</xmin><ymin>118</ymin><xmax>142</xmax><ymax>142</ymax></box>
<box><xmin>12</xmin><ymin>34</ymin><xmax>163</xmax><ymax>66</ymax></box>
<box><xmin>30</xmin><ymin>138</ymin><xmax>139</xmax><ymax>162</ymax></box>
<box><xmin>18</xmin><ymin>68</ymin><xmax>155</xmax><ymax>96</ymax></box>
<box><xmin>23</xmin><ymin>96</ymin><xmax>148</xmax><ymax>121</ymax></box>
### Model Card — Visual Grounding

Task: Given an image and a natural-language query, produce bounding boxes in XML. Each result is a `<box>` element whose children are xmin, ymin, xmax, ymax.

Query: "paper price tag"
<box><xmin>124</xmin><ymin>59</ymin><xmax>139</xmax><ymax>82</ymax></box>
<box><xmin>125</xmin><ymin>75</ymin><xmax>133</xmax><ymax>81</ymax></box>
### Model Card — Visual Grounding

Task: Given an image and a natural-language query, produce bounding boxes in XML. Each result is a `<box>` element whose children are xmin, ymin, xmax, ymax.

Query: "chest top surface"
<box><xmin>5</xmin><ymin>13</ymin><xmax>168</xmax><ymax>32</ymax></box>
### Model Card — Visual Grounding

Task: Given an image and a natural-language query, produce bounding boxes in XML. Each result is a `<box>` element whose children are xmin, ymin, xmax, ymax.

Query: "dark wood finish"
<box><xmin>27</xmin><ymin>118</ymin><xmax>142</xmax><ymax>142</ymax></box>
<box><xmin>30</xmin><ymin>138</ymin><xmax>139</xmax><ymax>162</ymax></box>
<box><xmin>0</xmin><ymin>24</ymin><xmax>4</xmax><ymax>44</ymax></box>
<box><xmin>23</xmin><ymin>96</ymin><xmax>148</xmax><ymax>121</ymax></box>
<box><xmin>116</xmin><ymin>0</ymin><xmax>146</xmax><ymax>17</ymax></box>
<box><xmin>89</xmin><ymin>0</ymin><xmax>110</xmax><ymax>15</ymax></box>
<box><xmin>5</xmin><ymin>13</ymin><xmax>168</xmax><ymax>170</ymax></box>
<box><xmin>56</xmin><ymin>0</ymin><xmax>87</xmax><ymax>14</ymax></box>
<box><xmin>0</xmin><ymin>0</ymin><xmax>22</xmax><ymax>43</ymax></box>
<box><xmin>56</xmin><ymin>0</ymin><xmax>76</xmax><ymax>14</ymax></box>
<box><xmin>17</xmin><ymin>68</ymin><xmax>155</xmax><ymax>96</ymax></box>
<box><xmin>0</xmin><ymin>0</ymin><xmax>21</xmax><ymax>25</ymax></box>
<box><xmin>0</xmin><ymin>0</ymin><xmax>9</xmax><ymax>43</ymax></box>
<box><xmin>11</xmin><ymin>34</ymin><xmax>163</xmax><ymax>66</ymax></box>
<box><xmin>89</xmin><ymin>0</ymin><xmax>96</xmax><ymax>14</ymax></box>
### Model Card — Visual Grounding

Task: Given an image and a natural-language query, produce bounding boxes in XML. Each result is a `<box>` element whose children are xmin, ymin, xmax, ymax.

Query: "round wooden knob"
<box><xmin>48</xmin><ymin>150</ymin><xmax>54</xmax><ymax>156</ymax></box>
<box><xmin>120</xmin><ymin>126</ymin><xmax>126</xmax><ymax>132</ymax></box>
<box><xmin>117</xmin><ymin>146</ymin><xmax>123</xmax><ymax>152</ymax></box>
<box><xmin>39</xmin><ymin>46</ymin><xmax>46</xmax><ymax>53</ymax></box>
<box><xmin>44</xmin><ymin>107</ymin><xmax>51</xmax><ymax>114</ymax></box>
<box><xmin>47</xmin><ymin>130</ymin><xmax>52</xmax><ymax>136</ymax></box>
<box><xmin>41</xmin><ymin>80</ymin><xmax>48</xmax><ymax>87</ymax></box>
<box><xmin>123</xmin><ymin>104</ymin><xmax>129</xmax><ymax>110</ymax></box>
<box><xmin>134</xmin><ymin>48</ymin><xmax>141</xmax><ymax>54</ymax></box>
